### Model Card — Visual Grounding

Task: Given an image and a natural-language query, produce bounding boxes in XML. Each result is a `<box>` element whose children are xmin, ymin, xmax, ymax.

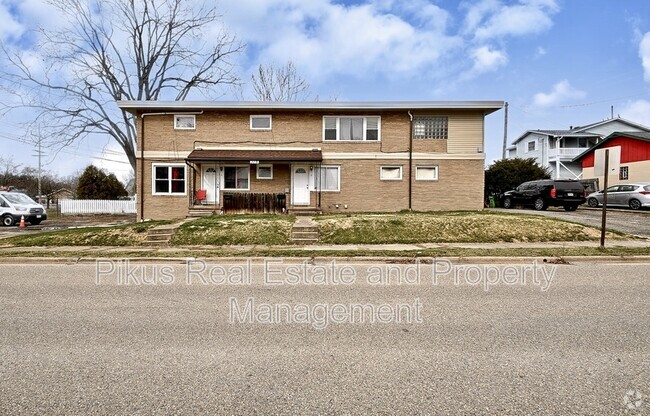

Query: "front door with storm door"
<box><xmin>292</xmin><ymin>166</ymin><xmax>310</xmax><ymax>205</ymax></box>
<box><xmin>201</xmin><ymin>165</ymin><xmax>219</xmax><ymax>204</ymax></box>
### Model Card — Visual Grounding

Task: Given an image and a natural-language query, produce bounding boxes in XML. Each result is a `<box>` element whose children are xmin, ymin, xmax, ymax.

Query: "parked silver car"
<box><xmin>586</xmin><ymin>183</ymin><xmax>650</xmax><ymax>210</ymax></box>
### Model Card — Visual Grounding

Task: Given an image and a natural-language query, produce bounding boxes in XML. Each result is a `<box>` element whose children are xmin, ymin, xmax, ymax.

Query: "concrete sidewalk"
<box><xmin>0</xmin><ymin>239</ymin><xmax>648</xmax><ymax>256</ymax></box>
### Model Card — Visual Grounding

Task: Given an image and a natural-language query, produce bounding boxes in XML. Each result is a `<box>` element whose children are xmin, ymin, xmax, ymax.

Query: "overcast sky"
<box><xmin>1</xmin><ymin>0</ymin><xmax>650</xmax><ymax>182</ymax></box>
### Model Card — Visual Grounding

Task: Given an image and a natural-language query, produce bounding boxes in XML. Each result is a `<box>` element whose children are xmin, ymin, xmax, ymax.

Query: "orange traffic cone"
<box><xmin>19</xmin><ymin>215</ymin><xmax>25</xmax><ymax>228</ymax></box>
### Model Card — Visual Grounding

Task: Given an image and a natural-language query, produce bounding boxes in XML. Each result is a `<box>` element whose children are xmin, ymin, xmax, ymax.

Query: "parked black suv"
<box><xmin>502</xmin><ymin>179</ymin><xmax>587</xmax><ymax>211</ymax></box>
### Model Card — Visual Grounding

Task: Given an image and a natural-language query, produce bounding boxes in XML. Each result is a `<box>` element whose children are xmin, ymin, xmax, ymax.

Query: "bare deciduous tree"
<box><xmin>251</xmin><ymin>61</ymin><xmax>310</xmax><ymax>101</ymax></box>
<box><xmin>0</xmin><ymin>0</ymin><xmax>243</xmax><ymax>171</ymax></box>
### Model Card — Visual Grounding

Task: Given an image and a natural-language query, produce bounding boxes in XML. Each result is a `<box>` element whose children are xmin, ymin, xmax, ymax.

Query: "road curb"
<box><xmin>2</xmin><ymin>255</ymin><xmax>650</xmax><ymax>265</ymax></box>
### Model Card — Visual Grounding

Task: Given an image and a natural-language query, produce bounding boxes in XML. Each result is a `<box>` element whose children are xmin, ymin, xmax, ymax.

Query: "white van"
<box><xmin>0</xmin><ymin>191</ymin><xmax>48</xmax><ymax>226</ymax></box>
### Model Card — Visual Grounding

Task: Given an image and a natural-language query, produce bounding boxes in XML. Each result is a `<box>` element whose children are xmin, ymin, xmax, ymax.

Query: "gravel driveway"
<box><xmin>491</xmin><ymin>207</ymin><xmax>650</xmax><ymax>237</ymax></box>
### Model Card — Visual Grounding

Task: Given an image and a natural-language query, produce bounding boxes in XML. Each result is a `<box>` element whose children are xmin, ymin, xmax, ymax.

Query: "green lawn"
<box><xmin>171</xmin><ymin>214</ymin><xmax>295</xmax><ymax>245</ymax></box>
<box><xmin>3</xmin><ymin>221</ymin><xmax>170</xmax><ymax>247</ymax></box>
<box><xmin>315</xmin><ymin>211</ymin><xmax>620</xmax><ymax>244</ymax></box>
<box><xmin>0</xmin><ymin>211</ymin><xmax>629</xmax><ymax>248</ymax></box>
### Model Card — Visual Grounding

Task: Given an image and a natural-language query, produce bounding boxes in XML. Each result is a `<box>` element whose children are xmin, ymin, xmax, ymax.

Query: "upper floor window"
<box><xmin>527</xmin><ymin>141</ymin><xmax>536</xmax><ymax>152</ymax></box>
<box><xmin>413</xmin><ymin>116</ymin><xmax>447</xmax><ymax>140</ymax></box>
<box><xmin>250</xmin><ymin>115</ymin><xmax>272</xmax><ymax>130</ymax></box>
<box><xmin>174</xmin><ymin>115</ymin><xmax>195</xmax><ymax>130</ymax></box>
<box><xmin>323</xmin><ymin>116</ymin><xmax>380</xmax><ymax>141</ymax></box>
<box><xmin>153</xmin><ymin>164</ymin><xmax>186</xmax><ymax>195</ymax></box>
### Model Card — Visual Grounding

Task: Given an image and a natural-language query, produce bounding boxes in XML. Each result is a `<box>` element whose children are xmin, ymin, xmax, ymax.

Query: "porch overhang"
<box><xmin>185</xmin><ymin>149</ymin><xmax>323</xmax><ymax>162</ymax></box>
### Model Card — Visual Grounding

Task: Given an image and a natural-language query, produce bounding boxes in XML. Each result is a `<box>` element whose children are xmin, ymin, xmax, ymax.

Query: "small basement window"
<box><xmin>256</xmin><ymin>164</ymin><xmax>273</xmax><ymax>179</ymax></box>
<box><xmin>174</xmin><ymin>115</ymin><xmax>196</xmax><ymax>130</ymax></box>
<box><xmin>380</xmin><ymin>166</ymin><xmax>403</xmax><ymax>180</ymax></box>
<box><xmin>415</xmin><ymin>166</ymin><xmax>438</xmax><ymax>181</ymax></box>
<box><xmin>250</xmin><ymin>115</ymin><xmax>272</xmax><ymax>130</ymax></box>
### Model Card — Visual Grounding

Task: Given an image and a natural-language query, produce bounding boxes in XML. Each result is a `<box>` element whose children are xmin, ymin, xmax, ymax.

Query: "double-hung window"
<box><xmin>153</xmin><ymin>164</ymin><xmax>186</xmax><ymax>195</ymax></box>
<box><xmin>223</xmin><ymin>166</ymin><xmax>250</xmax><ymax>190</ymax></box>
<box><xmin>317</xmin><ymin>166</ymin><xmax>340</xmax><ymax>191</ymax></box>
<box><xmin>323</xmin><ymin>116</ymin><xmax>380</xmax><ymax>141</ymax></box>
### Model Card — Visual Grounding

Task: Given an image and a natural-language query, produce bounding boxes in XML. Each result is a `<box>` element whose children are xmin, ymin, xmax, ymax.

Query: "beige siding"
<box><xmin>582</xmin><ymin>160</ymin><xmax>650</xmax><ymax>188</ymax></box>
<box><xmin>447</xmin><ymin>111</ymin><xmax>484</xmax><ymax>154</ymax></box>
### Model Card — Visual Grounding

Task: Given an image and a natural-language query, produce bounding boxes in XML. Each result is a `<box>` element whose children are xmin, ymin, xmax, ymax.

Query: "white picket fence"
<box><xmin>60</xmin><ymin>199</ymin><xmax>136</xmax><ymax>215</ymax></box>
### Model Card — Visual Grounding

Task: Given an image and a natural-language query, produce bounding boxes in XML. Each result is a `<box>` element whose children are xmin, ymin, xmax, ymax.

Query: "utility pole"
<box><xmin>32</xmin><ymin>135</ymin><xmax>45</xmax><ymax>204</ymax></box>
<box><xmin>502</xmin><ymin>102</ymin><xmax>509</xmax><ymax>159</ymax></box>
<box><xmin>600</xmin><ymin>149</ymin><xmax>609</xmax><ymax>248</ymax></box>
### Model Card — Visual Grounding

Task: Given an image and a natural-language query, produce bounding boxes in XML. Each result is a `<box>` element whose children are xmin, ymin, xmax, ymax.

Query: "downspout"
<box><xmin>139</xmin><ymin>113</ymin><xmax>145</xmax><ymax>221</ymax></box>
<box><xmin>408</xmin><ymin>111</ymin><xmax>414</xmax><ymax>211</ymax></box>
<box><xmin>139</xmin><ymin>111</ymin><xmax>204</xmax><ymax>221</ymax></box>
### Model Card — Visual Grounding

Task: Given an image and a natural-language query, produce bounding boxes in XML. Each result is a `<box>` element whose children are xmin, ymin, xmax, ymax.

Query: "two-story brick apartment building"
<box><xmin>117</xmin><ymin>101</ymin><xmax>504</xmax><ymax>220</ymax></box>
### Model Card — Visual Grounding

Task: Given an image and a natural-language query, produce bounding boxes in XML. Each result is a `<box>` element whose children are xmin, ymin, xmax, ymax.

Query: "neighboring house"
<box><xmin>36</xmin><ymin>188</ymin><xmax>74</xmax><ymax>206</ymax></box>
<box><xmin>573</xmin><ymin>131</ymin><xmax>650</xmax><ymax>187</ymax></box>
<box><xmin>117</xmin><ymin>101</ymin><xmax>504</xmax><ymax>220</ymax></box>
<box><xmin>506</xmin><ymin>117</ymin><xmax>650</xmax><ymax>180</ymax></box>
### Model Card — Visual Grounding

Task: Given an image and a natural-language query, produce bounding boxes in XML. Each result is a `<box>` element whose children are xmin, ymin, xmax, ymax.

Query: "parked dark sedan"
<box><xmin>502</xmin><ymin>179</ymin><xmax>587</xmax><ymax>211</ymax></box>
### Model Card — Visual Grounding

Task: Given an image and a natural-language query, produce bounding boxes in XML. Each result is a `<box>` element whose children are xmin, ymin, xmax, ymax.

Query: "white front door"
<box><xmin>292</xmin><ymin>166</ymin><xmax>310</xmax><ymax>205</ymax></box>
<box><xmin>201</xmin><ymin>165</ymin><xmax>219</xmax><ymax>203</ymax></box>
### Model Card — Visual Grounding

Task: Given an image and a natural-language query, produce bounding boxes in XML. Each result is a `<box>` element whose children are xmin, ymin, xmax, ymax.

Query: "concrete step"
<box><xmin>187</xmin><ymin>210</ymin><xmax>215</xmax><ymax>217</ymax></box>
<box><xmin>145</xmin><ymin>233</ymin><xmax>173</xmax><ymax>241</ymax></box>
<box><xmin>291</xmin><ymin>238</ymin><xmax>319</xmax><ymax>245</ymax></box>
<box><xmin>292</xmin><ymin>228</ymin><xmax>319</xmax><ymax>234</ymax></box>
<box><xmin>148</xmin><ymin>228</ymin><xmax>176</xmax><ymax>235</ymax></box>
<box><xmin>144</xmin><ymin>240</ymin><xmax>170</xmax><ymax>246</ymax></box>
<box><xmin>291</xmin><ymin>232</ymin><xmax>319</xmax><ymax>239</ymax></box>
<box><xmin>289</xmin><ymin>208</ymin><xmax>321</xmax><ymax>216</ymax></box>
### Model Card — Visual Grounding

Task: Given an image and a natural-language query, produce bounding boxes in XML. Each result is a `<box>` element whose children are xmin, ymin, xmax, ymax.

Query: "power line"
<box><xmin>0</xmin><ymin>133</ymin><xmax>131</xmax><ymax>165</ymax></box>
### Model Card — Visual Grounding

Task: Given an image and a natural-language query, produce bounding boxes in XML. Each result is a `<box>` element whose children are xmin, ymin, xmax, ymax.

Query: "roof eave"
<box><xmin>116</xmin><ymin>100</ymin><xmax>505</xmax><ymax>113</ymax></box>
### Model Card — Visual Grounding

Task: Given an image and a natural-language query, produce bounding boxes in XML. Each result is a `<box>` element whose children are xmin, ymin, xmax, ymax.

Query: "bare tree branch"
<box><xmin>0</xmin><ymin>0</ymin><xmax>244</xmax><ymax>171</ymax></box>
<box><xmin>251</xmin><ymin>61</ymin><xmax>310</xmax><ymax>102</ymax></box>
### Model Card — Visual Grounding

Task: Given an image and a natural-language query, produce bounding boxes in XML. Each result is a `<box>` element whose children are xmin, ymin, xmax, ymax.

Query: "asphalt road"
<box><xmin>1</xmin><ymin>261</ymin><xmax>649</xmax><ymax>415</ymax></box>
<box><xmin>492</xmin><ymin>207</ymin><xmax>650</xmax><ymax>237</ymax></box>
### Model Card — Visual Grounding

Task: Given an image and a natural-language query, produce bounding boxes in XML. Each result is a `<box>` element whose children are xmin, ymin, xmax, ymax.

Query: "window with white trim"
<box><xmin>316</xmin><ymin>166</ymin><xmax>340</xmax><ymax>191</ymax></box>
<box><xmin>250</xmin><ymin>115</ymin><xmax>272</xmax><ymax>130</ymax></box>
<box><xmin>527</xmin><ymin>141</ymin><xmax>536</xmax><ymax>152</ymax></box>
<box><xmin>223</xmin><ymin>166</ymin><xmax>250</xmax><ymax>190</ymax></box>
<box><xmin>380</xmin><ymin>166</ymin><xmax>403</xmax><ymax>180</ymax></box>
<box><xmin>153</xmin><ymin>164</ymin><xmax>186</xmax><ymax>195</ymax></box>
<box><xmin>413</xmin><ymin>116</ymin><xmax>447</xmax><ymax>139</ymax></box>
<box><xmin>415</xmin><ymin>166</ymin><xmax>439</xmax><ymax>181</ymax></box>
<box><xmin>256</xmin><ymin>164</ymin><xmax>273</xmax><ymax>179</ymax></box>
<box><xmin>174</xmin><ymin>115</ymin><xmax>195</xmax><ymax>130</ymax></box>
<box><xmin>323</xmin><ymin>116</ymin><xmax>380</xmax><ymax>141</ymax></box>
<box><xmin>619</xmin><ymin>166</ymin><xmax>629</xmax><ymax>180</ymax></box>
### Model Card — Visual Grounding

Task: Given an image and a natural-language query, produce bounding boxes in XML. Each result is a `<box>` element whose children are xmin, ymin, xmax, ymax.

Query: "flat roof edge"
<box><xmin>116</xmin><ymin>100</ymin><xmax>505</xmax><ymax>112</ymax></box>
